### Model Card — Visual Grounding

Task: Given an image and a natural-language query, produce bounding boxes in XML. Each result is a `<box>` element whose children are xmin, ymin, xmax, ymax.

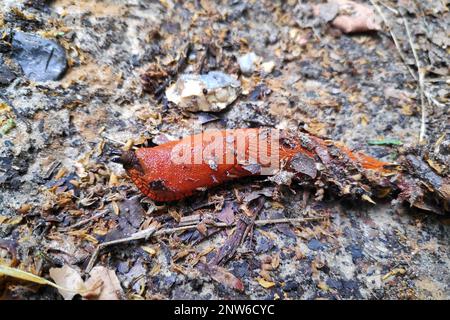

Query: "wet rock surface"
<box><xmin>11</xmin><ymin>31</ymin><xmax>68</xmax><ymax>81</ymax></box>
<box><xmin>0</xmin><ymin>64</ymin><xmax>16</xmax><ymax>85</ymax></box>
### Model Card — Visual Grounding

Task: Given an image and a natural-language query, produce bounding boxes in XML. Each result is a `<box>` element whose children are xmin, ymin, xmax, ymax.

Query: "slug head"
<box><xmin>111</xmin><ymin>150</ymin><xmax>143</xmax><ymax>173</ymax></box>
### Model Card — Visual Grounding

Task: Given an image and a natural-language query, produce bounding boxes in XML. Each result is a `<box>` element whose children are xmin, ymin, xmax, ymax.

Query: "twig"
<box><xmin>85</xmin><ymin>215</ymin><xmax>327</xmax><ymax>272</ymax></box>
<box><xmin>403</xmin><ymin>16</ymin><xmax>426</xmax><ymax>143</ymax></box>
<box><xmin>377</xmin><ymin>0</ymin><xmax>398</xmax><ymax>14</ymax></box>
<box><xmin>59</xmin><ymin>210</ymin><xmax>108</xmax><ymax>232</ymax></box>
<box><xmin>254</xmin><ymin>216</ymin><xmax>327</xmax><ymax>225</ymax></box>
<box><xmin>369</xmin><ymin>0</ymin><xmax>417</xmax><ymax>81</ymax></box>
<box><xmin>370</xmin><ymin>0</ymin><xmax>431</xmax><ymax>143</ymax></box>
<box><xmin>101</xmin><ymin>135</ymin><xmax>126</xmax><ymax>146</ymax></box>
<box><xmin>86</xmin><ymin>226</ymin><xmax>158</xmax><ymax>272</ymax></box>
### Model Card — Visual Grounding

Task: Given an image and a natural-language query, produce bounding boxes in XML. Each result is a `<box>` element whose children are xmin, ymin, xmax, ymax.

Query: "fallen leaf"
<box><xmin>49</xmin><ymin>265</ymin><xmax>86</xmax><ymax>300</ymax></box>
<box><xmin>426</xmin><ymin>159</ymin><xmax>444</xmax><ymax>175</ymax></box>
<box><xmin>199</xmin><ymin>263</ymin><xmax>244</xmax><ymax>292</ymax></box>
<box><xmin>141</xmin><ymin>245</ymin><xmax>157</xmax><ymax>256</ymax></box>
<box><xmin>84</xmin><ymin>266</ymin><xmax>123</xmax><ymax>300</ymax></box>
<box><xmin>216</xmin><ymin>201</ymin><xmax>236</xmax><ymax>225</ymax></box>
<box><xmin>257</xmin><ymin>278</ymin><xmax>276</xmax><ymax>289</ymax></box>
<box><xmin>383</xmin><ymin>268</ymin><xmax>406</xmax><ymax>280</ymax></box>
<box><xmin>0</xmin><ymin>264</ymin><xmax>82</xmax><ymax>295</ymax></box>
<box><xmin>317</xmin><ymin>281</ymin><xmax>330</xmax><ymax>291</ymax></box>
<box><xmin>49</xmin><ymin>265</ymin><xmax>123</xmax><ymax>300</ymax></box>
<box><xmin>196</xmin><ymin>222</ymin><xmax>208</xmax><ymax>236</ymax></box>
<box><xmin>314</xmin><ymin>0</ymin><xmax>382</xmax><ymax>34</ymax></box>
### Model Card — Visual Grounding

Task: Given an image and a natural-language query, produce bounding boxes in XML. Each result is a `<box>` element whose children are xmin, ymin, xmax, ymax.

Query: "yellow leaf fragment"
<box><xmin>257</xmin><ymin>278</ymin><xmax>276</xmax><ymax>289</ymax></box>
<box><xmin>383</xmin><ymin>268</ymin><xmax>406</xmax><ymax>280</ymax></box>
<box><xmin>362</xmin><ymin>194</ymin><xmax>376</xmax><ymax>204</ymax></box>
<box><xmin>0</xmin><ymin>264</ymin><xmax>83</xmax><ymax>294</ymax></box>
<box><xmin>141</xmin><ymin>246</ymin><xmax>157</xmax><ymax>256</ymax></box>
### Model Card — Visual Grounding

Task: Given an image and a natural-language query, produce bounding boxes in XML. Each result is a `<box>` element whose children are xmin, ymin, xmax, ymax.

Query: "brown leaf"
<box><xmin>84</xmin><ymin>266</ymin><xmax>123</xmax><ymax>300</ymax></box>
<box><xmin>49</xmin><ymin>265</ymin><xmax>86</xmax><ymax>300</ymax></box>
<box><xmin>200</xmin><ymin>263</ymin><xmax>244</xmax><ymax>292</ymax></box>
<box><xmin>50</xmin><ymin>265</ymin><xmax>123</xmax><ymax>300</ymax></box>
<box><xmin>289</xmin><ymin>152</ymin><xmax>318</xmax><ymax>179</ymax></box>
<box><xmin>216</xmin><ymin>201</ymin><xmax>236</xmax><ymax>225</ymax></box>
<box><xmin>314</xmin><ymin>0</ymin><xmax>382</xmax><ymax>34</ymax></box>
<box><xmin>196</xmin><ymin>222</ymin><xmax>208</xmax><ymax>236</ymax></box>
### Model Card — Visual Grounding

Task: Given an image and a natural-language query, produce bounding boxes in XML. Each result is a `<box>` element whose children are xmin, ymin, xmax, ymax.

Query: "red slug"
<box><xmin>114</xmin><ymin>129</ymin><xmax>388</xmax><ymax>202</ymax></box>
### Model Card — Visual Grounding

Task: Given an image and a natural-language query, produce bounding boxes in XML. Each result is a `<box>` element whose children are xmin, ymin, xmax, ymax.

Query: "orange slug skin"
<box><xmin>122</xmin><ymin>129</ymin><xmax>388</xmax><ymax>202</ymax></box>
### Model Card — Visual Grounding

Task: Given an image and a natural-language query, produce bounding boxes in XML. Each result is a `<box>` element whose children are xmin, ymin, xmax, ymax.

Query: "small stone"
<box><xmin>261</xmin><ymin>61</ymin><xmax>275</xmax><ymax>74</ymax></box>
<box><xmin>307</xmin><ymin>239</ymin><xmax>324</xmax><ymax>251</ymax></box>
<box><xmin>283</xmin><ymin>280</ymin><xmax>299</xmax><ymax>292</ymax></box>
<box><xmin>166</xmin><ymin>71</ymin><xmax>240</xmax><ymax>112</ymax></box>
<box><xmin>238</xmin><ymin>52</ymin><xmax>260</xmax><ymax>75</ymax></box>
<box><xmin>255</xmin><ymin>235</ymin><xmax>274</xmax><ymax>253</ymax></box>
<box><xmin>11</xmin><ymin>31</ymin><xmax>68</xmax><ymax>82</ymax></box>
<box><xmin>346</xmin><ymin>244</ymin><xmax>363</xmax><ymax>262</ymax></box>
<box><xmin>0</xmin><ymin>65</ymin><xmax>16</xmax><ymax>85</ymax></box>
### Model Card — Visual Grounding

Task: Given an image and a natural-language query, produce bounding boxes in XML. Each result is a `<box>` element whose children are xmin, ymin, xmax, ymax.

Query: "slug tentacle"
<box><xmin>112</xmin><ymin>150</ymin><xmax>144</xmax><ymax>173</ymax></box>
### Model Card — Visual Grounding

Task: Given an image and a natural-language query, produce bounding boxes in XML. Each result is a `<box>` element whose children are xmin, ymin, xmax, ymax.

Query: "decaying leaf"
<box><xmin>84</xmin><ymin>266</ymin><xmax>123</xmax><ymax>300</ymax></box>
<box><xmin>49</xmin><ymin>265</ymin><xmax>87</xmax><ymax>300</ymax></box>
<box><xmin>216</xmin><ymin>201</ymin><xmax>236</xmax><ymax>225</ymax></box>
<box><xmin>289</xmin><ymin>152</ymin><xmax>318</xmax><ymax>178</ymax></box>
<box><xmin>199</xmin><ymin>263</ymin><xmax>244</xmax><ymax>292</ymax></box>
<box><xmin>49</xmin><ymin>265</ymin><xmax>123</xmax><ymax>300</ymax></box>
<box><xmin>0</xmin><ymin>264</ymin><xmax>82</xmax><ymax>295</ymax></box>
<box><xmin>314</xmin><ymin>0</ymin><xmax>382</xmax><ymax>33</ymax></box>
<box><xmin>257</xmin><ymin>278</ymin><xmax>276</xmax><ymax>289</ymax></box>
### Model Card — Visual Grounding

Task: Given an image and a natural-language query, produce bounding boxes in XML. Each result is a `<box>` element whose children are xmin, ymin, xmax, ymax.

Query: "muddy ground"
<box><xmin>0</xmin><ymin>0</ymin><xmax>449</xmax><ymax>299</ymax></box>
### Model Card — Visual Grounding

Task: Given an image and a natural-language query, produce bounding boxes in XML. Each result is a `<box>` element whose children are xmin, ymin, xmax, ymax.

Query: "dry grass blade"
<box><xmin>403</xmin><ymin>16</ymin><xmax>427</xmax><ymax>143</ymax></box>
<box><xmin>368</xmin><ymin>0</ymin><xmax>417</xmax><ymax>81</ymax></box>
<box><xmin>0</xmin><ymin>264</ymin><xmax>84</xmax><ymax>294</ymax></box>
<box><xmin>369</xmin><ymin>0</ymin><xmax>429</xmax><ymax>143</ymax></box>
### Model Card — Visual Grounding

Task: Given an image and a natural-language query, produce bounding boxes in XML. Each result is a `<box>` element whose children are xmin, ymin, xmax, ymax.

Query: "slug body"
<box><xmin>117</xmin><ymin>129</ymin><xmax>387</xmax><ymax>202</ymax></box>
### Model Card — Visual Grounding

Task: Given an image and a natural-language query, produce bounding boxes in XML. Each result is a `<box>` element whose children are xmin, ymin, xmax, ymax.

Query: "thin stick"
<box><xmin>370</xmin><ymin>0</ymin><xmax>430</xmax><ymax>143</ymax></box>
<box><xmin>86</xmin><ymin>226</ymin><xmax>158</xmax><ymax>272</ymax></box>
<box><xmin>85</xmin><ymin>216</ymin><xmax>327</xmax><ymax>272</ymax></box>
<box><xmin>369</xmin><ymin>0</ymin><xmax>417</xmax><ymax>81</ymax></box>
<box><xmin>59</xmin><ymin>210</ymin><xmax>108</xmax><ymax>232</ymax></box>
<box><xmin>403</xmin><ymin>16</ymin><xmax>426</xmax><ymax>143</ymax></box>
<box><xmin>102</xmin><ymin>135</ymin><xmax>126</xmax><ymax>146</ymax></box>
<box><xmin>254</xmin><ymin>216</ymin><xmax>327</xmax><ymax>225</ymax></box>
<box><xmin>378</xmin><ymin>0</ymin><xmax>398</xmax><ymax>14</ymax></box>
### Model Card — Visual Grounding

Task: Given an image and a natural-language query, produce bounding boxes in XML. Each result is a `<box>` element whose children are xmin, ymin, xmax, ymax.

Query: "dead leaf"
<box><xmin>0</xmin><ymin>264</ymin><xmax>70</xmax><ymax>291</ymax></box>
<box><xmin>314</xmin><ymin>0</ymin><xmax>382</xmax><ymax>34</ymax></box>
<box><xmin>216</xmin><ymin>201</ymin><xmax>236</xmax><ymax>225</ymax></box>
<box><xmin>84</xmin><ymin>266</ymin><xmax>123</xmax><ymax>300</ymax></box>
<box><xmin>49</xmin><ymin>265</ymin><xmax>86</xmax><ymax>300</ymax></box>
<box><xmin>196</xmin><ymin>222</ymin><xmax>208</xmax><ymax>236</ymax></box>
<box><xmin>383</xmin><ymin>268</ymin><xmax>406</xmax><ymax>281</ymax></box>
<box><xmin>49</xmin><ymin>265</ymin><xmax>123</xmax><ymax>300</ymax></box>
<box><xmin>257</xmin><ymin>278</ymin><xmax>276</xmax><ymax>289</ymax></box>
<box><xmin>200</xmin><ymin>263</ymin><xmax>244</xmax><ymax>292</ymax></box>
